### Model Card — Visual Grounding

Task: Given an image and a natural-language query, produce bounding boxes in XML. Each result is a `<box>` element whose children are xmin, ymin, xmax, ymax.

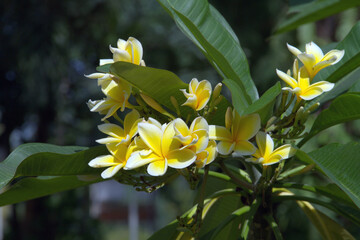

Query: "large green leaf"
<box><xmin>297</xmin><ymin>200</ymin><xmax>355</xmax><ymax>240</ymax></box>
<box><xmin>0</xmin><ymin>143</ymin><xmax>106</xmax><ymax>190</ymax></box>
<box><xmin>156</xmin><ymin>0</ymin><xmax>258</xmax><ymax>105</ymax></box>
<box><xmin>304</xmin><ymin>142</ymin><xmax>360</xmax><ymax>209</ymax></box>
<box><xmin>244</xmin><ymin>82</ymin><xmax>282</xmax><ymax>124</ymax></box>
<box><xmin>0</xmin><ymin>176</ymin><xmax>105</xmax><ymax>207</ymax></box>
<box><xmin>299</xmin><ymin>93</ymin><xmax>360</xmax><ymax>147</ymax></box>
<box><xmin>275</xmin><ymin>0</ymin><xmax>360</xmax><ymax>34</ymax></box>
<box><xmin>110</xmin><ymin>62</ymin><xmax>229</xmax><ymax>125</ymax></box>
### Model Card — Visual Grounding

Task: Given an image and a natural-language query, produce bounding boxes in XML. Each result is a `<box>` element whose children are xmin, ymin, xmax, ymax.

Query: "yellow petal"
<box><xmin>196</xmin><ymin>140</ymin><xmax>217</xmax><ymax>168</ymax></box>
<box><xmin>245</xmin><ymin>157</ymin><xmax>264</xmax><ymax>164</ymax></box>
<box><xmin>111</xmin><ymin>47</ymin><xmax>131</xmax><ymax>62</ymax></box>
<box><xmin>89</xmin><ymin>155</ymin><xmax>116</xmax><ymax>168</ymax></box>
<box><xmin>255</xmin><ymin>132</ymin><xmax>274</xmax><ymax>158</ymax></box>
<box><xmin>298</xmin><ymin>75</ymin><xmax>310</xmax><ymax>90</ymax></box>
<box><xmin>99</xmin><ymin>59</ymin><xmax>114</xmax><ymax>66</ymax></box>
<box><xmin>101</xmin><ymin>164</ymin><xmax>124</xmax><ymax>179</ymax></box>
<box><xmin>287</xmin><ymin>43</ymin><xmax>302</xmax><ymax>56</ymax></box>
<box><xmin>167</xmin><ymin>149</ymin><xmax>196</xmax><ymax>169</ymax></box>
<box><xmin>191</xmin><ymin>129</ymin><xmax>209</xmax><ymax>153</ymax></box>
<box><xmin>305</xmin><ymin>42</ymin><xmax>324</xmax><ymax>63</ymax></box>
<box><xmin>300</xmin><ymin>86</ymin><xmax>323</xmax><ymax>100</ymax></box>
<box><xmin>270</xmin><ymin>144</ymin><xmax>296</xmax><ymax>160</ymax></box>
<box><xmin>276</xmin><ymin>69</ymin><xmax>298</xmax><ymax>89</ymax></box>
<box><xmin>128</xmin><ymin>37</ymin><xmax>143</xmax><ymax>65</ymax></box>
<box><xmin>297</xmin><ymin>53</ymin><xmax>316</xmax><ymax>77</ymax></box>
<box><xmin>196</xmin><ymin>90</ymin><xmax>211</xmax><ymax>110</ymax></box>
<box><xmin>173</xmin><ymin>118</ymin><xmax>190</xmax><ymax>140</ymax></box>
<box><xmin>263</xmin><ymin>154</ymin><xmax>283</xmax><ymax>166</ymax></box>
<box><xmin>138</xmin><ymin>122</ymin><xmax>163</xmax><ymax>155</ymax></box>
<box><xmin>147</xmin><ymin>159</ymin><xmax>168</xmax><ymax>176</ymax></box>
<box><xmin>321</xmin><ymin>49</ymin><xmax>345</xmax><ymax>65</ymax></box>
<box><xmin>125</xmin><ymin>152</ymin><xmax>160</xmax><ymax>170</ymax></box>
<box><xmin>124</xmin><ymin>109</ymin><xmax>141</xmax><ymax>137</ymax></box>
<box><xmin>189</xmin><ymin>78</ymin><xmax>199</xmax><ymax>93</ymax></box>
<box><xmin>234</xmin><ymin>114</ymin><xmax>260</xmax><ymax>141</ymax></box>
<box><xmin>310</xmin><ymin>81</ymin><xmax>334</xmax><ymax>92</ymax></box>
<box><xmin>96</xmin><ymin>124</ymin><xmax>127</xmax><ymax>144</ymax></box>
<box><xmin>162</xmin><ymin>121</ymin><xmax>181</xmax><ymax>156</ymax></box>
<box><xmin>233</xmin><ymin>140</ymin><xmax>256</xmax><ymax>156</ymax></box>
<box><xmin>209</xmin><ymin>125</ymin><xmax>232</xmax><ymax>141</ymax></box>
<box><xmin>217</xmin><ymin>141</ymin><xmax>235</xmax><ymax>155</ymax></box>
<box><xmin>190</xmin><ymin>117</ymin><xmax>209</xmax><ymax>132</ymax></box>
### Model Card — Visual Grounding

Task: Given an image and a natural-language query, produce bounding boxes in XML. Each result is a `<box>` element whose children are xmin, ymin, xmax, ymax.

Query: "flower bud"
<box><xmin>212</xmin><ymin>83</ymin><xmax>222</xmax><ymax>100</ymax></box>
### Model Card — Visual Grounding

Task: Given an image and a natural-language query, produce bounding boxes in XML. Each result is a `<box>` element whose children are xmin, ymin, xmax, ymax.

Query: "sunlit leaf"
<box><xmin>156</xmin><ymin>0</ymin><xmax>258</xmax><ymax>105</ymax></box>
<box><xmin>299</xmin><ymin>93</ymin><xmax>360</xmax><ymax>146</ymax></box>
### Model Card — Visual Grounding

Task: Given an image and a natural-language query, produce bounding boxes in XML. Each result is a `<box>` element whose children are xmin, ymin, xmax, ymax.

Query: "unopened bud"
<box><xmin>170</xmin><ymin>96</ymin><xmax>181</xmax><ymax>116</ymax></box>
<box><xmin>294</xmin><ymin>106</ymin><xmax>305</xmax><ymax>127</ymax></box>
<box><xmin>140</xmin><ymin>93</ymin><xmax>175</xmax><ymax>119</ymax></box>
<box><xmin>213</xmin><ymin>95</ymin><xmax>223</xmax><ymax>106</ymax></box>
<box><xmin>307</xmin><ymin>102</ymin><xmax>320</xmax><ymax>113</ymax></box>
<box><xmin>225</xmin><ymin>106</ymin><xmax>233</xmax><ymax>129</ymax></box>
<box><xmin>212</xmin><ymin>83</ymin><xmax>222</xmax><ymax>100</ymax></box>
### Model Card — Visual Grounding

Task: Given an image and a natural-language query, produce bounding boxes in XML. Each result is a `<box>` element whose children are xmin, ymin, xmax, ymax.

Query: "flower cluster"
<box><xmin>276</xmin><ymin>42</ymin><xmax>344</xmax><ymax>101</ymax></box>
<box><xmin>87</xmin><ymin>38</ymin><xmax>343</xmax><ymax>181</ymax></box>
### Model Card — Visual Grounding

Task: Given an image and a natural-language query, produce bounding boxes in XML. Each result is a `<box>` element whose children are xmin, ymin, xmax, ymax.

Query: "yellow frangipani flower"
<box><xmin>124</xmin><ymin>120</ymin><xmax>196</xmax><ymax>176</ymax></box>
<box><xmin>87</xmin><ymin>79</ymin><xmax>132</xmax><ymax>120</ymax></box>
<box><xmin>246</xmin><ymin>132</ymin><xmax>295</xmax><ymax>166</ymax></box>
<box><xmin>276</xmin><ymin>67</ymin><xmax>334</xmax><ymax>101</ymax></box>
<box><xmin>287</xmin><ymin>42</ymin><xmax>344</xmax><ymax>79</ymax></box>
<box><xmin>103</xmin><ymin>37</ymin><xmax>145</xmax><ymax>66</ymax></box>
<box><xmin>96</xmin><ymin>110</ymin><xmax>142</xmax><ymax>145</ymax></box>
<box><xmin>173</xmin><ymin>117</ymin><xmax>209</xmax><ymax>154</ymax></box>
<box><xmin>181</xmin><ymin>78</ymin><xmax>212</xmax><ymax>111</ymax></box>
<box><xmin>195</xmin><ymin>140</ymin><xmax>218</xmax><ymax>168</ymax></box>
<box><xmin>88</xmin><ymin>139</ymin><xmax>141</xmax><ymax>179</ymax></box>
<box><xmin>209</xmin><ymin>108</ymin><xmax>260</xmax><ymax>156</ymax></box>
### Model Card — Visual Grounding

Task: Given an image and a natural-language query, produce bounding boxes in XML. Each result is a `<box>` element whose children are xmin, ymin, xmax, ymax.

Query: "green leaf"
<box><xmin>96</xmin><ymin>63</ymin><xmax>111</xmax><ymax>73</ymax></box>
<box><xmin>223</xmin><ymin>78</ymin><xmax>249</xmax><ymax>115</ymax></box>
<box><xmin>275</xmin><ymin>0</ymin><xmax>360</xmax><ymax>34</ymax></box>
<box><xmin>110</xmin><ymin>62</ymin><xmax>229</xmax><ymax>125</ymax></box>
<box><xmin>296</xmin><ymin>200</ymin><xmax>355</xmax><ymax>240</ymax></box>
<box><xmin>304</xmin><ymin>142</ymin><xmax>360</xmax><ymax>209</ymax></box>
<box><xmin>299</xmin><ymin>93</ymin><xmax>360</xmax><ymax>147</ymax></box>
<box><xmin>0</xmin><ymin>176</ymin><xmax>105</xmax><ymax>207</ymax></box>
<box><xmin>244</xmin><ymin>82</ymin><xmax>282</xmax><ymax>124</ymax></box>
<box><xmin>0</xmin><ymin>143</ymin><xmax>107</xmax><ymax>190</ymax></box>
<box><xmin>156</xmin><ymin>0</ymin><xmax>258</xmax><ymax>105</ymax></box>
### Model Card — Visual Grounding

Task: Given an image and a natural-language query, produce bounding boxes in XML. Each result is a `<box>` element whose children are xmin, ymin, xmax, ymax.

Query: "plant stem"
<box><xmin>220</xmin><ymin>161</ymin><xmax>254</xmax><ymax>192</ymax></box>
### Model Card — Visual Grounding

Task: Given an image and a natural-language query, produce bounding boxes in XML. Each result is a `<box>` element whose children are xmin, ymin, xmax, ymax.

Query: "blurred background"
<box><xmin>0</xmin><ymin>0</ymin><xmax>359</xmax><ymax>239</ymax></box>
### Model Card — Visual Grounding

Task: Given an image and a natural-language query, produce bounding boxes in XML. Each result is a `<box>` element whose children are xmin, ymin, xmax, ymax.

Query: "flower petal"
<box><xmin>305</xmin><ymin>42</ymin><xmax>324</xmax><ymax>63</ymax></box>
<box><xmin>128</xmin><ymin>37</ymin><xmax>143</xmax><ymax>65</ymax></box>
<box><xmin>209</xmin><ymin>125</ymin><xmax>232</xmax><ymax>141</ymax></box>
<box><xmin>255</xmin><ymin>132</ymin><xmax>274</xmax><ymax>158</ymax></box>
<box><xmin>300</xmin><ymin>86</ymin><xmax>323</xmax><ymax>100</ymax></box>
<box><xmin>147</xmin><ymin>160</ymin><xmax>168</xmax><ymax>176</ymax></box>
<box><xmin>217</xmin><ymin>141</ymin><xmax>235</xmax><ymax>155</ymax></box>
<box><xmin>89</xmin><ymin>155</ymin><xmax>116</xmax><ymax>168</ymax></box>
<box><xmin>322</xmin><ymin>49</ymin><xmax>345</xmax><ymax>65</ymax></box>
<box><xmin>276</xmin><ymin>69</ymin><xmax>298</xmax><ymax>89</ymax></box>
<box><xmin>189</xmin><ymin>78</ymin><xmax>199</xmax><ymax>93</ymax></box>
<box><xmin>310</xmin><ymin>81</ymin><xmax>334</xmax><ymax>92</ymax></box>
<box><xmin>262</xmin><ymin>154</ymin><xmax>283</xmax><ymax>166</ymax></box>
<box><xmin>167</xmin><ymin>149</ymin><xmax>196</xmax><ymax>169</ymax></box>
<box><xmin>138</xmin><ymin>122</ymin><xmax>163</xmax><ymax>155</ymax></box>
<box><xmin>233</xmin><ymin>140</ymin><xmax>256</xmax><ymax>156</ymax></box>
<box><xmin>162</xmin><ymin>121</ymin><xmax>181</xmax><ymax>155</ymax></box>
<box><xmin>234</xmin><ymin>114</ymin><xmax>260</xmax><ymax>141</ymax></box>
<box><xmin>287</xmin><ymin>43</ymin><xmax>302</xmax><ymax>56</ymax></box>
<box><xmin>101</xmin><ymin>164</ymin><xmax>124</xmax><ymax>179</ymax></box>
<box><xmin>98</xmin><ymin>123</ymin><xmax>125</xmax><ymax>138</ymax></box>
<box><xmin>99</xmin><ymin>59</ymin><xmax>114</xmax><ymax>66</ymax></box>
<box><xmin>269</xmin><ymin>144</ymin><xmax>296</xmax><ymax>160</ymax></box>
<box><xmin>297</xmin><ymin>53</ymin><xmax>316</xmax><ymax>77</ymax></box>
<box><xmin>125</xmin><ymin>152</ymin><xmax>160</xmax><ymax>170</ymax></box>
<box><xmin>190</xmin><ymin>117</ymin><xmax>209</xmax><ymax>132</ymax></box>
<box><xmin>124</xmin><ymin>109</ymin><xmax>141</xmax><ymax>137</ymax></box>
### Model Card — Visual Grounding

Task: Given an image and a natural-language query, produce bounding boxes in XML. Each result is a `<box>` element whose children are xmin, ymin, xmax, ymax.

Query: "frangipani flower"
<box><xmin>246</xmin><ymin>132</ymin><xmax>295</xmax><ymax>166</ymax></box>
<box><xmin>173</xmin><ymin>117</ymin><xmax>209</xmax><ymax>154</ymax></box>
<box><xmin>287</xmin><ymin>42</ymin><xmax>344</xmax><ymax>79</ymax></box>
<box><xmin>276</xmin><ymin>68</ymin><xmax>334</xmax><ymax>101</ymax></box>
<box><xmin>209</xmin><ymin>108</ymin><xmax>260</xmax><ymax>156</ymax></box>
<box><xmin>96</xmin><ymin>110</ymin><xmax>142</xmax><ymax>145</ymax></box>
<box><xmin>125</xmin><ymin>120</ymin><xmax>196</xmax><ymax>176</ymax></box>
<box><xmin>195</xmin><ymin>140</ymin><xmax>218</xmax><ymax>168</ymax></box>
<box><xmin>89</xmin><ymin>140</ymin><xmax>140</xmax><ymax>179</ymax></box>
<box><xmin>102</xmin><ymin>37</ymin><xmax>145</xmax><ymax>66</ymax></box>
<box><xmin>87</xmin><ymin>79</ymin><xmax>132</xmax><ymax>120</ymax></box>
<box><xmin>181</xmin><ymin>78</ymin><xmax>212</xmax><ymax>111</ymax></box>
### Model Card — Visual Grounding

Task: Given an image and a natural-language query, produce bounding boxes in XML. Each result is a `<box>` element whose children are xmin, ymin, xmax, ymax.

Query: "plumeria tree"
<box><xmin>1</xmin><ymin>0</ymin><xmax>360</xmax><ymax>239</ymax></box>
